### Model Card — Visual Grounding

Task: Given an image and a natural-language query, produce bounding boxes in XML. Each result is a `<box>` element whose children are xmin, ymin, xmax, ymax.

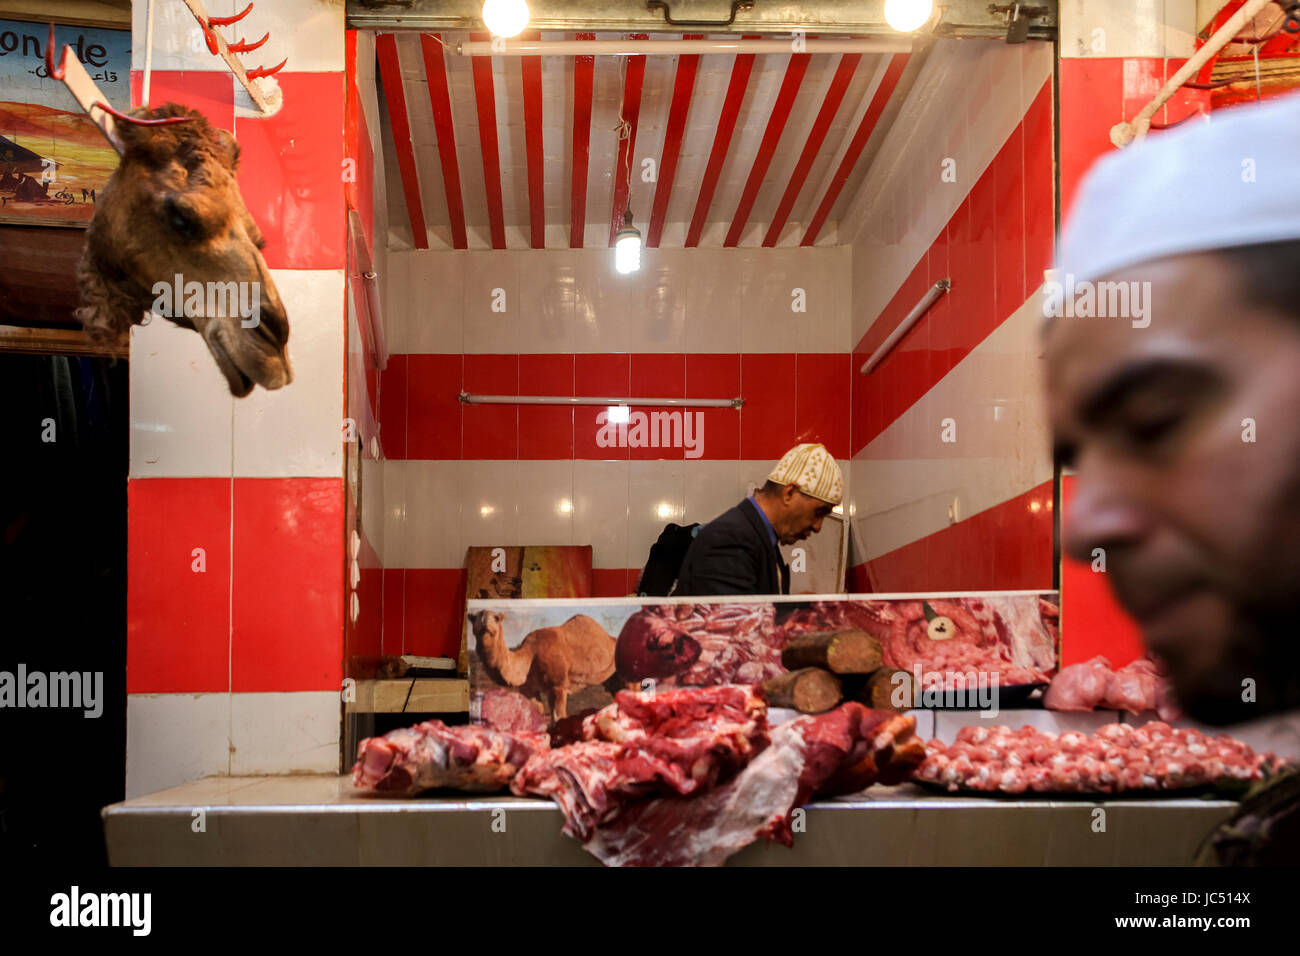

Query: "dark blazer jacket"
<box><xmin>672</xmin><ymin>498</ymin><xmax>790</xmax><ymax>596</ymax></box>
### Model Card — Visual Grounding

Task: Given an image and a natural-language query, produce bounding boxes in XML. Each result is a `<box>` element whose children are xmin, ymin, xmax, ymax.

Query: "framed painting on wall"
<box><xmin>0</xmin><ymin>18</ymin><xmax>130</xmax><ymax>227</ymax></box>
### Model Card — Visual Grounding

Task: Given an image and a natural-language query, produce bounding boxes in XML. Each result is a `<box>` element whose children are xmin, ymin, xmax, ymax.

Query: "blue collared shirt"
<box><xmin>748</xmin><ymin>495</ymin><xmax>778</xmax><ymax>550</ymax></box>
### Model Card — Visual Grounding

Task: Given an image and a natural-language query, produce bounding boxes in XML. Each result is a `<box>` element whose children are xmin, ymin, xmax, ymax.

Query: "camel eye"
<box><xmin>164</xmin><ymin>196</ymin><xmax>199</xmax><ymax>239</ymax></box>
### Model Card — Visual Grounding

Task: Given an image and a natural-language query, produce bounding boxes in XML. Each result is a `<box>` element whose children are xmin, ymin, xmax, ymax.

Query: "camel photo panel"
<box><xmin>466</xmin><ymin>591</ymin><xmax>1061</xmax><ymax>734</ymax></box>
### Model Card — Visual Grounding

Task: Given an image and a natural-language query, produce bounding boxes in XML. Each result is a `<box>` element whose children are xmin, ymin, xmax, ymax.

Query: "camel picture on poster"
<box><xmin>0</xmin><ymin>19</ymin><xmax>130</xmax><ymax>226</ymax></box>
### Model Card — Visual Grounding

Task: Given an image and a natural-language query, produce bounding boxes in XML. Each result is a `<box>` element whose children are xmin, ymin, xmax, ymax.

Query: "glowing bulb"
<box><xmin>480</xmin><ymin>505</ymin><xmax>495</xmax><ymax>517</ymax></box>
<box><xmin>614</xmin><ymin>227</ymin><xmax>642</xmax><ymax>274</ymax></box>
<box><xmin>883</xmin><ymin>0</ymin><xmax>933</xmax><ymax>32</ymax></box>
<box><xmin>656</xmin><ymin>503</ymin><xmax>673</xmax><ymax>520</ymax></box>
<box><xmin>607</xmin><ymin>405</ymin><xmax>630</xmax><ymax>424</ymax></box>
<box><xmin>482</xmin><ymin>0</ymin><xmax>529</xmax><ymax>38</ymax></box>
<box><xmin>1029</xmin><ymin>500</ymin><xmax>1042</xmax><ymax>514</ymax></box>
<box><xmin>557</xmin><ymin>499</ymin><xmax>573</xmax><ymax>514</ymax></box>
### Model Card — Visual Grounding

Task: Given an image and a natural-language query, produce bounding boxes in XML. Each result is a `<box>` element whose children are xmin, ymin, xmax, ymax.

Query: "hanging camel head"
<box><xmin>75</xmin><ymin>103</ymin><xmax>291</xmax><ymax>396</ymax></box>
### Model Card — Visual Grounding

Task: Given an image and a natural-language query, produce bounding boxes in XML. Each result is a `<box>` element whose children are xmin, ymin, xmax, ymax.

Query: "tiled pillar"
<box><xmin>125</xmin><ymin>1</ymin><xmax>346</xmax><ymax>797</ymax></box>
<box><xmin>1058</xmin><ymin>0</ymin><xmax>1208</xmax><ymax>219</ymax></box>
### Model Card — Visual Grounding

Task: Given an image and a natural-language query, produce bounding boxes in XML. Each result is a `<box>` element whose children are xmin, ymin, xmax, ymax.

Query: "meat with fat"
<box><xmin>353</xmin><ymin>720</ymin><xmax>548</xmax><ymax>795</ymax></box>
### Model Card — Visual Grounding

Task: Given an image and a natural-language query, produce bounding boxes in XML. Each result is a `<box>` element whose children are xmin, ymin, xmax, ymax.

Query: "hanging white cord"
<box><xmin>142</xmin><ymin>0</ymin><xmax>155</xmax><ymax>107</ymax></box>
<box><xmin>614</xmin><ymin>54</ymin><xmax>632</xmax><ymax>213</ymax></box>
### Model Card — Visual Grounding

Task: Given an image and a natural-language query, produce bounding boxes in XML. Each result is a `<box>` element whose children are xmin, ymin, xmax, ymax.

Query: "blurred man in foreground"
<box><xmin>1045</xmin><ymin>93</ymin><xmax>1300</xmax><ymax>864</ymax></box>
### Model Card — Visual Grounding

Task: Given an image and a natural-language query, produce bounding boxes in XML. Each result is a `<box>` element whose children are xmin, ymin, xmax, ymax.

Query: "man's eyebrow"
<box><xmin>1076</xmin><ymin>357</ymin><xmax>1215</xmax><ymax>424</ymax></box>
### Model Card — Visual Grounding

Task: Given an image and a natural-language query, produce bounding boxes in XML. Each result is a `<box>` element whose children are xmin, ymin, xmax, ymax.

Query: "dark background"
<box><xmin>0</xmin><ymin>353</ymin><xmax>127</xmax><ymax>867</ymax></box>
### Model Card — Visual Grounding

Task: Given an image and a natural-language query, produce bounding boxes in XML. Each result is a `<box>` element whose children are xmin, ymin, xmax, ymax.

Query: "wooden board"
<box><xmin>349</xmin><ymin>678</ymin><xmax>470</xmax><ymax>714</ymax></box>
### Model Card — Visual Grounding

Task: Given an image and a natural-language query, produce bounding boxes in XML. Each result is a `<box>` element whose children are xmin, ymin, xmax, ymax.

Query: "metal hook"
<box><xmin>92</xmin><ymin>101</ymin><xmax>194</xmax><ymax>126</ymax></box>
<box><xmin>645</xmin><ymin>0</ymin><xmax>752</xmax><ymax>28</ymax></box>
<box><xmin>228</xmin><ymin>31</ymin><xmax>269</xmax><ymax>54</ymax></box>
<box><xmin>45</xmin><ymin>23</ymin><xmax>67</xmax><ymax>81</ymax></box>
<box><xmin>209</xmin><ymin>2</ymin><xmax>254</xmax><ymax>27</ymax></box>
<box><xmin>246</xmin><ymin>57</ymin><xmax>288</xmax><ymax>80</ymax></box>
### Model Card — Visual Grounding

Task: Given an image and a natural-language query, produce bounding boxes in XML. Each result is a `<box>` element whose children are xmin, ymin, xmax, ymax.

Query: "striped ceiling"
<box><xmin>375</xmin><ymin>32</ymin><xmax>911</xmax><ymax>251</ymax></box>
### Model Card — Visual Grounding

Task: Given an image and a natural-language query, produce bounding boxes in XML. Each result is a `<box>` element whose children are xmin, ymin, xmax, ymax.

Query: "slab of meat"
<box><xmin>1043</xmin><ymin>655</ymin><xmax>1113</xmax><ymax>711</ymax></box>
<box><xmin>1044</xmin><ymin>655</ymin><xmax>1177</xmax><ymax>716</ymax></box>
<box><xmin>915</xmin><ymin>721</ymin><xmax>1284</xmax><ymax>795</ymax></box>
<box><xmin>353</xmin><ymin>721</ymin><xmax>548</xmax><ymax>795</ymax></box>
<box><xmin>616</xmin><ymin>603</ymin><xmax>780</xmax><ymax>686</ymax></box>
<box><xmin>794</xmin><ymin>596</ymin><xmax>1058</xmax><ymax>689</ymax></box>
<box><xmin>479</xmin><ymin>688</ymin><xmax>548</xmax><ymax>734</ymax></box>
<box><xmin>515</xmin><ymin>689</ymin><xmax>926</xmax><ymax>866</ymax></box>
<box><xmin>512</xmin><ymin>685</ymin><xmax>769</xmax><ymax>838</ymax></box>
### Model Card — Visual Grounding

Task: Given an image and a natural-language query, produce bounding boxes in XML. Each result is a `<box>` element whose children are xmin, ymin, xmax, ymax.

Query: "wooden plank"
<box><xmin>352</xmin><ymin>678</ymin><xmax>470</xmax><ymax>714</ymax></box>
<box><xmin>0</xmin><ymin>324</ymin><xmax>125</xmax><ymax>357</ymax></box>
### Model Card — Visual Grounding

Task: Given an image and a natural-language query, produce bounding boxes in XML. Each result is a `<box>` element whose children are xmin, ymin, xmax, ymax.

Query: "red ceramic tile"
<box><xmin>382</xmin><ymin>567</ymin><xmax>404</xmax><ymax>656</ymax></box>
<box><xmin>352</xmin><ymin>566</ymin><xmax>384</xmax><ymax>658</ymax></box>
<box><xmin>378</xmin><ymin>353</ymin><xmax>408</xmax><ymax>459</ymax></box>
<box><xmin>463</xmin><ymin>354</ymin><xmax>518</xmax><ymax>459</ymax></box>
<box><xmin>575</xmin><ymin>354</ymin><xmax>630</xmax><ymax>460</ymax></box>
<box><xmin>740</xmin><ymin>353</ymin><xmax>797</xmax><ymax>460</ymax></box>
<box><xmin>630</xmin><ymin>354</ymin><xmax>687</xmax><ymax>461</ymax></box>
<box><xmin>406</xmin><ymin>354</ymin><xmax>463</xmax><ymax>459</ymax></box>
<box><xmin>687</xmin><ymin>353</ymin><xmax>741</xmax><ymax>460</ymax></box>
<box><xmin>795</xmin><ymin>353</ymin><xmax>849</xmax><ymax>460</ymax></box>
<box><xmin>519</xmin><ymin>354</ymin><xmax>574</xmax><ymax>460</ymax></box>
<box><xmin>993</xmin><ymin>124</ymin><xmax>1026</xmax><ymax>325</ymax></box>
<box><xmin>131</xmin><ymin>70</ymin><xmax>234</xmax><ymax>131</ymax></box>
<box><xmin>593</xmin><ymin>568</ymin><xmax>632</xmax><ymax>597</ymax></box>
<box><xmin>235</xmin><ymin>73</ymin><xmax>347</xmax><ymax>270</ymax></box>
<box><xmin>1163</xmin><ymin>58</ymin><xmax>1210</xmax><ymax>127</ymax></box>
<box><xmin>1022</xmin><ymin>77</ymin><xmax>1055</xmax><ymax>298</ymax></box>
<box><xmin>231</xmin><ymin>478</ymin><xmax>344</xmax><ymax>692</ymax></box>
<box><xmin>1059</xmin><ymin>58</ymin><xmax>1123</xmax><ymax>222</ymax></box>
<box><xmin>404</xmin><ymin>569</ymin><xmax>466</xmax><ymax>659</ymax></box>
<box><xmin>127</xmin><ymin>478</ymin><xmax>231</xmax><ymax>694</ymax></box>
<box><xmin>1121</xmin><ymin>57</ymin><xmax>1164</xmax><ymax>124</ymax></box>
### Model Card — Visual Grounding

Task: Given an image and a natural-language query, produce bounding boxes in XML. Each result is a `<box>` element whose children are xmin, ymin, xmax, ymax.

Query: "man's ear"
<box><xmin>781</xmin><ymin>483</ymin><xmax>801</xmax><ymax>504</ymax></box>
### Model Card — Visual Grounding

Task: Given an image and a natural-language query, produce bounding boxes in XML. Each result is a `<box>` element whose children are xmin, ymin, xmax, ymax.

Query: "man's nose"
<box><xmin>1062</xmin><ymin>466</ymin><xmax>1150</xmax><ymax>564</ymax></box>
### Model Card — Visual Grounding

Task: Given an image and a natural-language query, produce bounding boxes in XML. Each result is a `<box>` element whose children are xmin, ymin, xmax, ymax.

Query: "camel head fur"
<box><xmin>76</xmin><ymin>103</ymin><xmax>291</xmax><ymax>397</ymax></box>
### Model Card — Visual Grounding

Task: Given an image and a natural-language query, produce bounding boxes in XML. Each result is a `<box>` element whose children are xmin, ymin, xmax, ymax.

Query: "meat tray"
<box><xmin>909</xmin><ymin>777</ymin><xmax>1234</xmax><ymax>800</ymax></box>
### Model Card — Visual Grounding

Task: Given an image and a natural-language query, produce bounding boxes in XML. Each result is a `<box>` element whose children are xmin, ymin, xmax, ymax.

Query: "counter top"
<box><xmin>103</xmin><ymin>775</ymin><xmax>1237</xmax><ymax>866</ymax></box>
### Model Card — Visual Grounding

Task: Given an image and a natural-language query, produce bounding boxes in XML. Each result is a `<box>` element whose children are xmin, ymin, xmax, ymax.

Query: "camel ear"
<box><xmin>213</xmin><ymin>128</ymin><xmax>240</xmax><ymax>171</ymax></box>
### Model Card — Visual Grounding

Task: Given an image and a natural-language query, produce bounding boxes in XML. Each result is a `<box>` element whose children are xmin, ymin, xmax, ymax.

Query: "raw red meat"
<box><xmin>514</xmin><ymin>688</ymin><xmax>925</xmax><ymax>866</ymax></box>
<box><xmin>617</xmin><ymin>603</ymin><xmax>779</xmax><ymax>686</ymax></box>
<box><xmin>790</xmin><ymin>596</ymin><xmax>1057</xmax><ymax>689</ymax></box>
<box><xmin>915</xmin><ymin>721</ymin><xmax>1283</xmax><ymax>795</ymax></box>
<box><xmin>479</xmin><ymin>688</ymin><xmax>548</xmax><ymax>734</ymax></box>
<box><xmin>352</xmin><ymin>721</ymin><xmax>548</xmax><ymax>795</ymax></box>
<box><xmin>1101</xmin><ymin>658</ymin><xmax>1161</xmax><ymax>714</ymax></box>
<box><xmin>1043</xmin><ymin>655</ymin><xmax>1113</xmax><ymax>711</ymax></box>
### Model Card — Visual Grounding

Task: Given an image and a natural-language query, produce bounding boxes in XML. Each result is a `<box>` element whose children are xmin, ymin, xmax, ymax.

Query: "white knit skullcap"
<box><xmin>768</xmin><ymin>443</ymin><xmax>843</xmax><ymax>505</ymax></box>
<box><xmin>1057</xmin><ymin>92</ymin><xmax>1300</xmax><ymax>285</ymax></box>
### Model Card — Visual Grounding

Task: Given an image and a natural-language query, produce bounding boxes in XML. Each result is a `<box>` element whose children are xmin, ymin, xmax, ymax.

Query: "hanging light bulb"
<box><xmin>614</xmin><ymin>209</ymin><xmax>642</xmax><ymax>275</ymax></box>
<box><xmin>482</xmin><ymin>0</ymin><xmax>530</xmax><ymax>38</ymax></box>
<box><xmin>883</xmin><ymin>0</ymin><xmax>933</xmax><ymax>32</ymax></box>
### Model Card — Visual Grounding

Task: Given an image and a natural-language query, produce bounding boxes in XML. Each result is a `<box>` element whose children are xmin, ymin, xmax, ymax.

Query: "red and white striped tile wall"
<box><xmin>379</xmin><ymin>246</ymin><xmax>852</xmax><ymax>658</ymax></box>
<box><xmin>1054</xmin><ymin>0</ymin><xmax>1208</xmax><ymax>666</ymax></box>
<box><xmin>124</xmin><ymin>1</ymin><xmax>349</xmax><ymax>796</ymax></box>
<box><xmin>845</xmin><ymin>41</ymin><xmax>1055</xmax><ymax>593</ymax></box>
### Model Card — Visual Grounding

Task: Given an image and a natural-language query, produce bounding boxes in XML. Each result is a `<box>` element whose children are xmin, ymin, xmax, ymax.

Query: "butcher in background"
<box><xmin>673</xmin><ymin>443</ymin><xmax>842</xmax><ymax>596</ymax></box>
<box><xmin>1044</xmin><ymin>92</ymin><xmax>1300</xmax><ymax>864</ymax></box>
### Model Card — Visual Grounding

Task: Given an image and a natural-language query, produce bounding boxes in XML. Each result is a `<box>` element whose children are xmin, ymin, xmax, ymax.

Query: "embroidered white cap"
<box><xmin>768</xmin><ymin>443</ymin><xmax>843</xmax><ymax>505</ymax></box>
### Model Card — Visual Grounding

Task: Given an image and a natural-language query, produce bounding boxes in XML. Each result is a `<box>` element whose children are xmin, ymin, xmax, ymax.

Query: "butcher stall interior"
<box><xmin>2</xmin><ymin>0</ymin><xmax>1297</xmax><ymax>875</ymax></box>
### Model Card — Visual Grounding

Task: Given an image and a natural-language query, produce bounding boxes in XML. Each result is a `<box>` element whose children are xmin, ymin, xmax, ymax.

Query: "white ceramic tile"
<box><xmin>627</xmin><ymin>254</ymin><xmax>687</xmax><ymax>352</ymax></box>
<box><xmin>233</xmin><ymin>269</ymin><xmax>345</xmax><ymax>478</ymax></box>
<box><xmin>126</xmin><ymin>692</ymin><xmax>231</xmax><ymax>799</ymax></box>
<box><xmin>906</xmin><ymin>709</ymin><xmax>936</xmax><ymax>742</ymax></box>
<box><xmin>684</xmin><ymin>249</ymin><xmax>743</xmax><ymax>353</ymax></box>
<box><xmin>683</xmin><ymin>460</ymin><xmax>748</xmax><ymax>528</ymax></box>
<box><xmin>383</xmin><ymin>251</ymin><xmax>410</xmax><ymax>354</ymax></box>
<box><xmin>740</xmin><ymin>250</ymin><xmax>800</xmax><ymax>354</ymax></box>
<box><xmin>381</xmin><ymin>459</ymin><xmax>407</xmax><ymax>570</ymax></box>
<box><xmin>133</xmin><ymin>0</ymin><xmax>238</xmax><ymax>72</ymax></box>
<box><xmin>515</xmin><ymin>460</ymin><xmax>576</xmax><ymax>546</ymax></box>
<box><xmin>249</xmin><ymin>0</ymin><xmax>346</xmax><ymax>73</ymax></box>
<box><xmin>404</xmin><ymin>249</ymin><xmax>465</xmax><ymax>353</ymax></box>
<box><xmin>459</xmin><ymin>252</ymin><xmax>518</xmax><ymax>353</ymax></box>
<box><xmin>402</xmin><ymin>459</ymin><xmax>462</xmax><ymax>568</ymax></box>
<box><xmin>230</xmin><ymin>691</ymin><xmax>340</xmax><ymax>775</ymax></box>
<box><xmin>1059</xmin><ymin>0</ymin><xmax>1191</xmax><ymax>59</ymax></box>
<box><xmin>130</xmin><ymin>316</ymin><xmax>235</xmax><ymax>477</ymax></box>
<box><xmin>360</xmin><ymin>453</ymin><xmax>385</xmax><ymax>561</ymax></box>
<box><xmin>628</xmin><ymin>460</ymin><xmax>688</xmax><ymax>574</ymax></box>
<box><xmin>572</xmin><ymin>460</ymin><xmax>630</xmax><ymax>569</ymax></box>
<box><xmin>573</xmin><ymin>252</ymin><xmax>633</xmax><ymax>353</ymax></box>
<box><xmin>517</xmin><ymin>251</ymin><xmax>578</xmax><ymax>352</ymax></box>
<box><xmin>459</xmin><ymin>459</ymin><xmax>520</xmax><ymax>549</ymax></box>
